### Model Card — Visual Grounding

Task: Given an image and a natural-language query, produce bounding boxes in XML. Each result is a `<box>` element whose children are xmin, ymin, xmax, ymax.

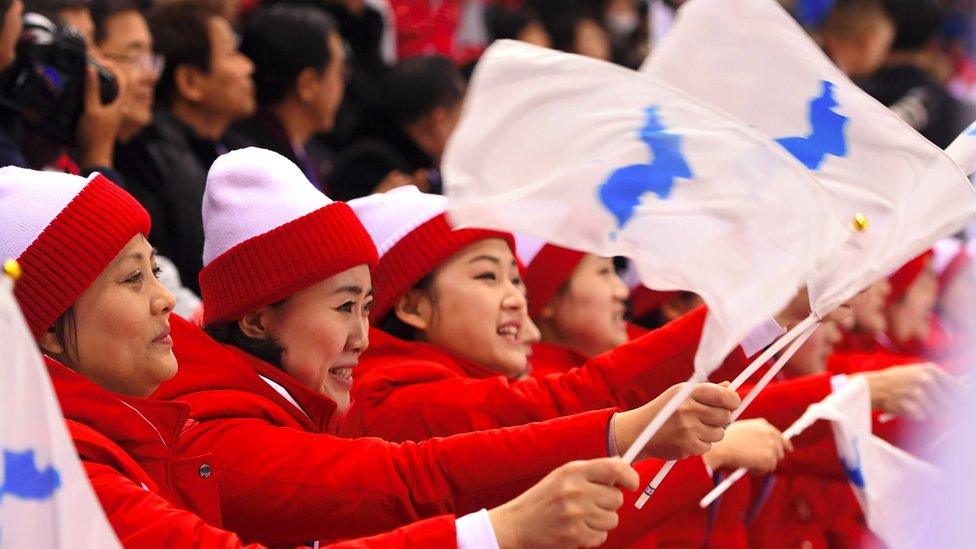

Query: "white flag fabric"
<box><xmin>945</xmin><ymin>119</ymin><xmax>976</xmax><ymax>177</ymax></box>
<box><xmin>782</xmin><ymin>377</ymin><xmax>938</xmax><ymax>549</ymax></box>
<box><xmin>0</xmin><ymin>277</ymin><xmax>120</xmax><ymax>548</ymax></box>
<box><xmin>443</xmin><ymin>40</ymin><xmax>847</xmax><ymax>375</ymax></box>
<box><xmin>643</xmin><ymin>0</ymin><xmax>976</xmax><ymax>316</ymax></box>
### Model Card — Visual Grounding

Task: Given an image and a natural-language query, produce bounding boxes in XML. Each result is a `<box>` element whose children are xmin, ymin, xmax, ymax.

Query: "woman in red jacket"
<box><xmin>0</xmin><ymin>164</ymin><xmax>719</xmax><ymax>549</ymax></box>
<box><xmin>149</xmin><ymin>148</ymin><xmax>745</xmax><ymax>546</ymax></box>
<box><xmin>336</xmin><ymin>186</ymin><xmax>794</xmax><ymax>444</ymax></box>
<box><xmin>0</xmin><ymin>167</ymin><xmax>476</xmax><ymax>547</ymax></box>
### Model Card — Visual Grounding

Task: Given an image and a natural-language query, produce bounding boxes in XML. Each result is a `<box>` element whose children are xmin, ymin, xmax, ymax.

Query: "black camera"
<box><xmin>0</xmin><ymin>13</ymin><xmax>119</xmax><ymax>145</ymax></box>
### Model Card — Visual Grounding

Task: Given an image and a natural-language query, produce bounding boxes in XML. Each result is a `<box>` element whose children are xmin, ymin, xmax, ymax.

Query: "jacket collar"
<box><xmin>46</xmin><ymin>356</ymin><xmax>190</xmax><ymax>453</ymax></box>
<box><xmin>158</xmin><ymin>315</ymin><xmax>340</xmax><ymax>434</ymax></box>
<box><xmin>364</xmin><ymin>327</ymin><xmax>505</xmax><ymax>380</ymax></box>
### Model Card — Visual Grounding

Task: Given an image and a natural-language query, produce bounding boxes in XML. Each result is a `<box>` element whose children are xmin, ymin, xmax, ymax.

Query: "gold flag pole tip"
<box><xmin>852</xmin><ymin>212</ymin><xmax>869</xmax><ymax>232</ymax></box>
<box><xmin>3</xmin><ymin>259</ymin><xmax>22</xmax><ymax>280</ymax></box>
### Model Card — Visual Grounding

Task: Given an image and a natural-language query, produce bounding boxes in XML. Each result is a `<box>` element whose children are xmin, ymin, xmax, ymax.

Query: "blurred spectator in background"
<box><xmin>548</xmin><ymin>8</ymin><xmax>612</xmax><ymax>61</ymax></box>
<box><xmin>91</xmin><ymin>0</ymin><xmax>158</xmax><ymax>147</ymax></box>
<box><xmin>275</xmin><ymin>0</ymin><xmax>392</xmax><ymax>148</ymax></box>
<box><xmin>115</xmin><ymin>0</ymin><xmax>254</xmax><ymax>294</ymax></box>
<box><xmin>864</xmin><ymin>0</ymin><xmax>976</xmax><ymax>148</ymax></box>
<box><xmin>233</xmin><ymin>3</ymin><xmax>345</xmax><ymax>192</ymax></box>
<box><xmin>330</xmin><ymin>53</ymin><xmax>463</xmax><ymax>200</ymax></box>
<box><xmin>600</xmin><ymin>0</ymin><xmax>648</xmax><ymax>68</ymax></box>
<box><xmin>0</xmin><ymin>0</ymin><xmax>25</xmax><ymax>167</ymax></box>
<box><xmin>485</xmin><ymin>3</ymin><xmax>550</xmax><ymax>47</ymax></box>
<box><xmin>816</xmin><ymin>0</ymin><xmax>895</xmax><ymax>80</ymax></box>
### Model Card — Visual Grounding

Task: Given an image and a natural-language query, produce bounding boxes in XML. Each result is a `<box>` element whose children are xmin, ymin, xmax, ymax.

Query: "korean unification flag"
<box><xmin>643</xmin><ymin>0</ymin><xmax>976</xmax><ymax>316</ymax></box>
<box><xmin>442</xmin><ymin>40</ymin><xmax>847</xmax><ymax>375</ymax></box>
<box><xmin>946</xmin><ymin>120</ymin><xmax>976</xmax><ymax>177</ymax></box>
<box><xmin>0</xmin><ymin>279</ymin><xmax>120</xmax><ymax>548</ymax></box>
<box><xmin>783</xmin><ymin>377</ymin><xmax>938</xmax><ymax>549</ymax></box>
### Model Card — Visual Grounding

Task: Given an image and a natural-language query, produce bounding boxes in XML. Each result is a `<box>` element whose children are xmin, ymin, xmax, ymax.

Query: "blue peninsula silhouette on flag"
<box><xmin>598</xmin><ymin>106</ymin><xmax>693</xmax><ymax>229</ymax></box>
<box><xmin>774</xmin><ymin>80</ymin><xmax>848</xmax><ymax>170</ymax></box>
<box><xmin>0</xmin><ymin>448</ymin><xmax>61</xmax><ymax>502</ymax></box>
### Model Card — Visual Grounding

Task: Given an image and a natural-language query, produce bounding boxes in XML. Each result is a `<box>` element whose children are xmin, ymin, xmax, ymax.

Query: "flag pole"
<box><xmin>731</xmin><ymin>321</ymin><xmax>819</xmax><ymax>422</ymax></box>
<box><xmin>634</xmin><ymin>314</ymin><xmax>817</xmax><ymax>508</ymax></box>
<box><xmin>698</xmin><ymin>326</ymin><xmax>819</xmax><ymax>507</ymax></box>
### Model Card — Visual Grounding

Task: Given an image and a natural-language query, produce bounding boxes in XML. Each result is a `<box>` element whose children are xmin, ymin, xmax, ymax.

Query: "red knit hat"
<box><xmin>349</xmin><ymin>187</ymin><xmax>515</xmax><ymax>324</ymax></box>
<box><xmin>0</xmin><ymin>168</ymin><xmax>150</xmax><ymax>339</ymax></box>
<box><xmin>629</xmin><ymin>285</ymin><xmax>682</xmax><ymax>320</ymax></box>
<box><xmin>887</xmin><ymin>250</ymin><xmax>934</xmax><ymax>305</ymax></box>
<box><xmin>199</xmin><ymin>148</ymin><xmax>378</xmax><ymax>326</ymax></box>
<box><xmin>515</xmin><ymin>234</ymin><xmax>587</xmax><ymax>318</ymax></box>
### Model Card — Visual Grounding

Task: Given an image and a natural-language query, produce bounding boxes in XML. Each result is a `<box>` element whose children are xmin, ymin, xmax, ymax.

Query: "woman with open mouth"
<box><xmin>149</xmin><ymin>147</ymin><xmax>749</xmax><ymax>547</ymax></box>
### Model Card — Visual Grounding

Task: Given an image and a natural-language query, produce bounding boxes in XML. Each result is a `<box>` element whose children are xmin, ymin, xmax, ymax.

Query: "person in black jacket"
<box><xmin>863</xmin><ymin>0</ymin><xmax>976</xmax><ymax>148</ymax></box>
<box><xmin>114</xmin><ymin>0</ymin><xmax>254</xmax><ymax>294</ymax></box>
<box><xmin>230</xmin><ymin>3</ymin><xmax>345</xmax><ymax>193</ymax></box>
<box><xmin>329</xmin><ymin>54</ymin><xmax>464</xmax><ymax>201</ymax></box>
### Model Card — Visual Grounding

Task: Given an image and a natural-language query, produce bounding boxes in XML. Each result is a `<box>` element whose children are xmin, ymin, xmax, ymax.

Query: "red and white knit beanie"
<box><xmin>199</xmin><ymin>148</ymin><xmax>378</xmax><ymax>326</ymax></box>
<box><xmin>887</xmin><ymin>250</ymin><xmax>935</xmax><ymax>306</ymax></box>
<box><xmin>0</xmin><ymin>167</ymin><xmax>150</xmax><ymax>339</ymax></box>
<box><xmin>515</xmin><ymin>234</ymin><xmax>587</xmax><ymax>319</ymax></box>
<box><xmin>349</xmin><ymin>186</ymin><xmax>515</xmax><ymax>324</ymax></box>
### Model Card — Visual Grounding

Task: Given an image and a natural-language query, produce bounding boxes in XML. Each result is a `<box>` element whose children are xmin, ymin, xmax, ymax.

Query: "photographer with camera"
<box><xmin>0</xmin><ymin>0</ymin><xmax>126</xmax><ymax>177</ymax></box>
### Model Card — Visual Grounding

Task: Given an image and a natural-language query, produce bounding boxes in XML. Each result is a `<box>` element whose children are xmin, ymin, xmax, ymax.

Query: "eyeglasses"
<box><xmin>103</xmin><ymin>52</ymin><xmax>165</xmax><ymax>76</ymax></box>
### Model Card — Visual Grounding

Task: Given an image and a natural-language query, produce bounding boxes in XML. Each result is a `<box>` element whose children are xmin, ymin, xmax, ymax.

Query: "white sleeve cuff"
<box><xmin>740</xmin><ymin>318</ymin><xmax>787</xmax><ymax>358</ymax></box>
<box><xmin>830</xmin><ymin>374</ymin><xmax>849</xmax><ymax>392</ymax></box>
<box><xmin>457</xmin><ymin>509</ymin><xmax>500</xmax><ymax>549</ymax></box>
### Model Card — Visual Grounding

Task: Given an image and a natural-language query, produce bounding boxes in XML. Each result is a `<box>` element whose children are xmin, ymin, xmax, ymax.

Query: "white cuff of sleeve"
<box><xmin>457</xmin><ymin>509</ymin><xmax>500</xmax><ymax>549</ymax></box>
<box><xmin>740</xmin><ymin>317</ymin><xmax>787</xmax><ymax>358</ymax></box>
<box><xmin>830</xmin><ymin>374</ymin><xmax>849</xmax><ymax>392</ymax></box>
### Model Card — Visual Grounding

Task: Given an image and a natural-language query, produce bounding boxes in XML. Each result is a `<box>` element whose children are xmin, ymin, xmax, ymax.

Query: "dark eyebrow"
<box><xmin>334</xmin><ymin>285</ymin><xmax>373</xmax><ymax>297</ymax></box>
<box><xmin>468</xmin><ymin>254</ymin><xmax>502</xmax><ymax>266</ymax></box>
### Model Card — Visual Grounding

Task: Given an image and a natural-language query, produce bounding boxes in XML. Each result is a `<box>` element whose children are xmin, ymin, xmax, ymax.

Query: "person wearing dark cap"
<box><xmin>864</xmin><ymin>0</ymin><xmax>976</xmax><ymax>148</ymax></box>
<box><xmin>328</xmin><ymin>54</ymin><xmax>465</xmax><ymax>201</ymax></box>
<box><xmin>230</xmin><ymin>3</ymin><xmax>345</xmax><ymax>193</ymax></box>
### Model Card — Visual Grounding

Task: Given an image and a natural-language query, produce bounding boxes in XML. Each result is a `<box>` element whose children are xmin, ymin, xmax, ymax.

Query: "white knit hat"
<box><xmin>0</xmin><ymin>167</ymin><xmax>150</xmax><ymax>337</ymax></box>
<box><xmin>350</xmin><ymin>186</ymin><xmax>515</xmax><ymax>323</ymax></box>
<box><xmin>514</xmin><ymin>233</ymin><xmax>547</xmax><ymax>267</ymax></box>
<box><xmin>199</xmin><ymin>148</ymin><xmax>377</xmax><ymax>326</ymax></box>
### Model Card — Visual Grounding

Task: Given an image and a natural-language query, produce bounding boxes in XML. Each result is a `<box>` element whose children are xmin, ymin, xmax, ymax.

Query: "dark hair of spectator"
<box><xmin>49</xmin><ymin>306</ymin><xmax>79</xmax><ymax>365</ymax></box>
<box><xmin>148</xmin><ymin>0</ymin><xmax>221</xmax><ymax>108</ymax></box>
<box><xmin>204</xmin><ymin>298</ymin><xmax>289</xmax><ymax>369</ymax></box>
<box><xmin>485</xmin><ymin>5</ymin><xmax>540</xmax><ymax>41</ymax></box>
<box><xmin>90</xmin><ymin>0</ymin><xmax>149</xmax><ymax>44</ymax></box>
<box><xmin>819</xmin><ymin>0</ymin><xmax>890</xmax><ymax>39</ymax></box>
<box><xmin>548</xmin><ymin>10</ymin><xmax>594</xmax><ymax>54</ymax></box>
<box><xmin>385</xmin><ymin>55</ymin><xmax>464</xmax><ymax>126</ymax></box>
<box><xmin>241</xmin><ymin>3</ymin><xmax>337</xmax><ymax>105</ymax></box>
<box><xmin>24</xmin><ymin>0</ymin><xmax>90</xmax><ymax>26</ymax></box>
<box><xmin>380</xmin><ymin>273</ymin><xmax>434</xmax><ymax>341</ymax></box>
<box><xmin>885</xmin><ymin>0</ymin><xmax>943</xmax><ymax>51</ymax></box>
